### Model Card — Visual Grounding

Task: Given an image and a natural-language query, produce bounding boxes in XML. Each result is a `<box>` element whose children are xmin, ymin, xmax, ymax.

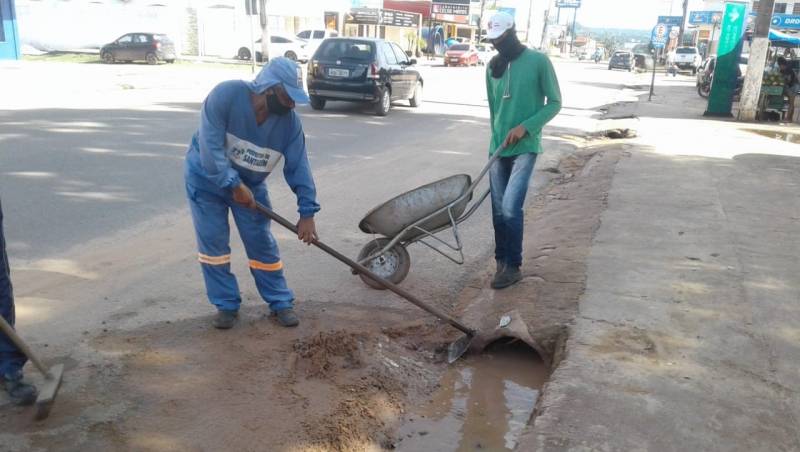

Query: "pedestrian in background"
<box><xmin>484</xmin><ymin>12</ymin><xmax>562</xmax><ymax>289</ymax></box>
<box><xmin>777</xmin><ymin>56</ymin><xmax>798</xmax><ymax>122</ymax></box>
<box><xmin>184</xmin><ymin>57</ymin><xmax>320</xmax><ymax>330</ymax></box>
<box><xmin>0</xmin><ymin>198</ymin><xmax>38</xmax><ymax>406</ymax></box>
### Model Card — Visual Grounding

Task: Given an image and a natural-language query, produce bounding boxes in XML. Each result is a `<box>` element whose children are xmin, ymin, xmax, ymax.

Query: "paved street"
<box><xmin>6</xmin><ymin>55</ymin><xmax>797</xmax><ymax>452</ymax></box>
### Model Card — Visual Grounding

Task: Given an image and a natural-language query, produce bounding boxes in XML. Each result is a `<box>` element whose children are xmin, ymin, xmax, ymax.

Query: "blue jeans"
<box><xmin>0</xmin><ymin>198</ymin><xmax>27</xmax><ymax>378</ymax></box>
<box><xmin>489</xmin><ymin>152</ymin><xmax>537</xmax><ymax>268</ymax></box>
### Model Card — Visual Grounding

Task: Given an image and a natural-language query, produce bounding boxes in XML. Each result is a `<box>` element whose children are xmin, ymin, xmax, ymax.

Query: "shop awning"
<box><xmin>769</xmin><ymin>29</ymin><xmax>800</xmax><ymax>46</ymax></box>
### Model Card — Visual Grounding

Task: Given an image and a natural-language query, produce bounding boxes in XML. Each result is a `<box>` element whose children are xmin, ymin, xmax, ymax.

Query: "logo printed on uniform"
<box><xmin>225</xmin><ymin>133</ymin><xmax>283</xmax><ymax>173</ymax></box>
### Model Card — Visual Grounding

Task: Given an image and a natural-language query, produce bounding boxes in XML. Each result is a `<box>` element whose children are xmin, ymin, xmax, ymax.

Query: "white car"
<box><xmin>296</xmin><ymin>28</ymin><xmax>339</xmax><ymax>57</ymax></box>
<box><xmin>476</xmin><ymin>43</ymin><xmax>496</xmax><ymax>66</ymax></box>
<box><xmin>673</xmin><ymin>46</ymin><xmax>702</xmax><ymax>74</ymax></box>
<box><xmin>237</xmin><ymin>33</ymin><xmax>309</xmax><ymax>62</ymax></box>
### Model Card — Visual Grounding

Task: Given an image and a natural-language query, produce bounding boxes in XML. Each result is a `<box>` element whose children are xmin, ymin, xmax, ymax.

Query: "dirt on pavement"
<box><xmin>0</xmin><ymin>143</ymin><xmax>625</xmax><ymax>452</ymax></box>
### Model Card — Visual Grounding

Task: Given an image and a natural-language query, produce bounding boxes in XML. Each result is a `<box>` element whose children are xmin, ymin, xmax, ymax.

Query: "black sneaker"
<box><xmin>273</xmin><ymin>308</ymin><xmax>299</xmax><ymax>327</ymax></box>
<box><xmin>1</xmin><ymin>372</ymin><xmax>38</xmax><ymax>406</ymax></box>
<box><xmin>212</xmin><ymin>310</ymin><xmax>238</xmax><ymax>329</ymax></box>
<box><xmin>491</xmin><ymin>266</ymin><xmax>522</xmax><ymax>290</ymax></box>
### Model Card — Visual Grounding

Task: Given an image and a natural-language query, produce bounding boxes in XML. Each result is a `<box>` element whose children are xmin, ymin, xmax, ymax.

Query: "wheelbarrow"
<box><xmin>355</xmin><ymin>148</ymin><xmax>502</xmax><ymax>289</ymax></box>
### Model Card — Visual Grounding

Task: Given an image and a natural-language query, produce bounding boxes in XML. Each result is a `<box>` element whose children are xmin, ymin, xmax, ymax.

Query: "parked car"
<box><xmin>237</xmin><ymin>33</ymin><xmax>309</xmax><ymax>62</ymax></box>
<box><xmin>608</xmin><ymin>51</ymin><xmax>634</xmax><ymax>71</ymax></box>
<box><xmin>100</xmin><ymin>33</ymin><xmax>176</xmax><ymax>64</ymax></box>
<box><xmin>444</xmin><ymin>43</ymin><xmax>479</xmax><ymax>67</ymax></box>
<box><xmin>476</xmin><ymin>43</ymin><xmax>496</xmax><ymax>66</ymax></box>
<box><xmin>306</xmin><ymin>38</ymin><xmax>423</xmax><ymax>116</ymax></box>
<box><xmin>674</xmin><ymin>46</ymin><xmax>702</xmax><ymax>74</ymax></box>
<box><xmin>296</xmin><ymin>28</ymin><xmax>339</xmax><ymax>56</ymax></box>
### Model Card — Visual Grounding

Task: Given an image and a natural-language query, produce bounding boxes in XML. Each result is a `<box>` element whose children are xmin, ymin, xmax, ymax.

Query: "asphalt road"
<box><xmin>0</xmin><ymin>58</ymin><xmax>635</xmax><ymax>261</ymax></box>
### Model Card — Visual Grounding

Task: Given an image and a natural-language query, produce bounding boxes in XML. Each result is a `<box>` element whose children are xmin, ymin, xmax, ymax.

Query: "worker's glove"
<box><xmin>232</xmin><ymin>183</ymin><xmax>256</xmax><ymax>209</ymax></box>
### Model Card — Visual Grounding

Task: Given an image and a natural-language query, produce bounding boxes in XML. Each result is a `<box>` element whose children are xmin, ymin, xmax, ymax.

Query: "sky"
<box><xmin>571</xmin><ymin>0</ymin><xmax>704</xmax><ymax>30</ymax></box>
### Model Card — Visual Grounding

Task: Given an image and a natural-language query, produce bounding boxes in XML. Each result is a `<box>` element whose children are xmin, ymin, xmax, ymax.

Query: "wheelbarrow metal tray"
<box><xmin>359</xmin><ymin>174</ymin><xmax>473</xmax><ymax>240</ymax></box>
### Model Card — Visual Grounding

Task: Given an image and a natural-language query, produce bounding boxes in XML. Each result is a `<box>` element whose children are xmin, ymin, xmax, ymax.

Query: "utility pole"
<box><xmin>479</xmin><ymin>0</ymin><xmax>486</xmax><ymax>42</ymax></box>
<box><xmin>259</xmin><ymin>0</ymin><xmax>270</xmax><ymax>63</ymax></box>
<box><xmin>569</xmin><ymin>6</ymin><xmax>577</xmax><ymax>56</ymax></box>
<box><xmin>676</xmin><ymin>0</ymin><xmax>689</xmax><ymax>46</ymax></box>
<box><xmin>525</xmin><ymin>0</ymin><xmax>535</xmax><ymax>44</ymax></box>
<box><xmin>739</xmin><ymin>0</ymin><xmax>775</xmax><ymax>121</ymax></box>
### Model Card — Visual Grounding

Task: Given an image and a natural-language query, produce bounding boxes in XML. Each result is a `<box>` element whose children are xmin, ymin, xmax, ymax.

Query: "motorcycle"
<box><xmin>698</xmin><ymin>72</ymin><xmax>743</xmax><ymax>100</ymax></box>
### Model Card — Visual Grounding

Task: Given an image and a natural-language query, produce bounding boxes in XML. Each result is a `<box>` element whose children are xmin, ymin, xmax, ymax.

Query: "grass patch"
<box><xmin>23</xmin><ymin>52</ymin><xmax>101</xmax><ymax>64</ymax></box>
<box><xmin>22</xmin><ymin>52</ymin><xmax>259</xmax><ymax>71</ymax></box>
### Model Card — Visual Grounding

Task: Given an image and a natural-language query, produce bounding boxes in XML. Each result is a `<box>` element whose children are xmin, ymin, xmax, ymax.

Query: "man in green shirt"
<box><xmin>485</xmin><ymin>12</ymin><xmax>562</xmax><ymax>289</ymax></box>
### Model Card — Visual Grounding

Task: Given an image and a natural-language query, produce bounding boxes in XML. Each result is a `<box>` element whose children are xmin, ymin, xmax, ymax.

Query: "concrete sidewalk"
<box><xmin>526</xmin><ymin>77</ymin><xmax>800</xmax><ymax>450</ymax></box>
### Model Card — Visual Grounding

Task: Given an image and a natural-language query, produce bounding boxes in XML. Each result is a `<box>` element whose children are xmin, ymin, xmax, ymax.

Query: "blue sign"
<box><xmin>689</xmin><ymin>11</ymin><xmax>722</xmax><ymax>25</ymax></box>
<box><xmin>771</xmin><ymin>14</ymin><xmax>800</xmax><ymax>30</ymax></box>
<box><xmin>651</xmin><ymin>24</ymin><xmax>668</xmax><ymax>49</ymax></box>
<box><xmin>657</xmin><ymin>15</ymin><xmax>683</xmax><ymax>27</ymax></box>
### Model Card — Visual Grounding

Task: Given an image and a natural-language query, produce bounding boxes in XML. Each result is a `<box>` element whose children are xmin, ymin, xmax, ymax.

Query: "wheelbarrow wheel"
<box><xmin>356</xmin><ymin>238</ymin><xmax>411</xmax><ymax>290</ymax></box>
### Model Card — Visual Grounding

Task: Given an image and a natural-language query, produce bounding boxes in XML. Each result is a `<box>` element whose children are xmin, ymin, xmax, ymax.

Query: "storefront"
<box><xmin>0</xmin><ymin>0</ymin><xmax>20</xmax><ymax>60</ymax></box>
<box><xmin>344</xmin><ymin>7</ymin><xmax>422</xmax><ymax>55</ymax></box>
<box><xmin>384</xmin><ymin>0</ymin><xmax>476</xmax><ymax>55</ymax></box>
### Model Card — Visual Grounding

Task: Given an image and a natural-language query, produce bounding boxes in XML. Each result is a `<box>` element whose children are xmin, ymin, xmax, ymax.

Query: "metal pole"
<box><xmin>556</xmin><ymin>6</ymin><xmax>560</xmax><ymax>24</ymax></box>
<box><xmin>248</xmin><ymin>12</ymin><xmax>256</xmax><ymax>73</ymax></box>
<box><xmin>525</xmin><ymin>0</ymin><xmax>535</xmax><ymax>43</ymax></box>
<box><xmin>479</xmin><ymin>0</ymin><xmax>486</xmax><ymax>41</ymax></box>
<box><xmin>570</xmin><ymin>7</ymin><xmax>577</xmax><ymax>56</ymax></box>
<box><xmin>649</xmin><ymin>49</ymin><xmax>657</xmax><ymax>101</ymax></box>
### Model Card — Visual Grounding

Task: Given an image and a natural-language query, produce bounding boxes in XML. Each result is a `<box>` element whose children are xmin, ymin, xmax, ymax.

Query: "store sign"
<box><xmin>555</xmin><ymin>0</ymin><xmax>581</xmax><ymax>7</ymax></box>
<box><xmin>705</xmin><ymin>1</ymin><xmax>747</xmax><ymax>117</ymax></box>
<box><xmin>432</xmin><ymin>3</ymin><xmax>469</xmax><ymax>16</ymax></box>
<box><xmin>651</xmin><ymin>23</ymin><xmax>668</xmax><ymax>49</ymax></box>
<box><xmin>348</xmin><ymin>8</ymin><xmax>380</xmax><ymax>25</ymax></box>
<box><xmin>382</xmin><ymin>10</ymin><xmax>420</xmax><ymax>28</ymax></box>
<box><xmin>689</xmin><ymin>11</ymin><xmax>722</xmax><ymax>25</ymax></box>
<box><xmin>657</xmin><ymin>15</ymin><xmax>683</xmax><ymax>27</ymax></box>
<box><xmin>771</xmin><ymin>14</ymin><xmax>800</xmax><ymax>30</ymax></box>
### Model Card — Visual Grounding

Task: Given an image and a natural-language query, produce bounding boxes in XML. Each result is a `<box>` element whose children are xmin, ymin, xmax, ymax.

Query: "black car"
<box><xmin>608</xmin><ymin>51</ymin><xmax>634</xmax><ymax>72</ymax></box>
<box><xmin>306</xmin><ymin>38</ymin><xmax>423</xmax><ymax>116</ymax></box>
<box><xmin>100</xmin><ymin>33</ymin><xmax>176</xmax><ymax>65</ymax></box>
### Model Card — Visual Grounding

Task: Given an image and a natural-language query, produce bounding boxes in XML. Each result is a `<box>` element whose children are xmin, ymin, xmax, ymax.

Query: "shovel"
<box><xmin>255</xmin><ymin>202</ymin><xmax>476</xmax><ymax>363</ymax></box>
<box><xmin>0</xmin><ymin>316</ymin><xmax>64</xmax><ymax>420</ymax></box>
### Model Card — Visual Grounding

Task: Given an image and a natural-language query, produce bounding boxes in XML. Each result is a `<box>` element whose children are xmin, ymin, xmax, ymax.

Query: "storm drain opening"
<box><xmin>393</xmin><ymin>337</ymin><xmax>551</xmax><ymax>451</ymax></box>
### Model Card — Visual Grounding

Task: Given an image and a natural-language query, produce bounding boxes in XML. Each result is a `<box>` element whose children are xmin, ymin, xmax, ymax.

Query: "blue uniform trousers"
<box><xmin>0</xmin><ymin>198</ymin><xmax>27</xmax><ymax>378</ymax></box>
<box><xmin>186</xmin><ymin>182</ymin><xmax>294</xmax><ymax>313</ymax></box>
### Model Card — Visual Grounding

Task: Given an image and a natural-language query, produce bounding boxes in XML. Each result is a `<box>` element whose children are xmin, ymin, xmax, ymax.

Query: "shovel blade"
<box><xmin>34</xmin><ymin>363</ymin><xmax>64</xmax><ymax>421</ymax></box>
<box><xmin>447</xmin><ymin>334</ymin><xmax>474</xmax><ymax>363</ymax></box>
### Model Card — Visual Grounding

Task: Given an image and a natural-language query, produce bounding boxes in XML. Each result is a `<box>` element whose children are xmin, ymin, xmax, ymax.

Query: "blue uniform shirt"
<box><xmin>185</xmin><ymin>80</ymin><xmax>320</xmax><ymax>218</ymax></box>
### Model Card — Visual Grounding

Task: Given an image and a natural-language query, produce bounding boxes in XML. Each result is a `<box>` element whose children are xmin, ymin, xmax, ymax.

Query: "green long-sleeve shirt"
<box><xmin>486</xmin><ymin>49</ymin><xmax>562</xmax><ymax>157</ymax></box>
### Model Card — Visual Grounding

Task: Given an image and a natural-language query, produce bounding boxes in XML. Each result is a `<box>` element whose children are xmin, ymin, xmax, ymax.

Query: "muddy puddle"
<box><xmin>394</xmin><ymin>341</ymin><xmax>548</xmax><ymax>451</ymax></box>
<box><xmin>745</xmin><ymin>128</ymin><xmax>800</xmax><ymax>144</ymax></box>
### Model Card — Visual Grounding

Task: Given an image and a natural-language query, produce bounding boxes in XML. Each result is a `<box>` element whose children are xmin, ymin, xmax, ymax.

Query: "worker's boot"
<box><xmin>491</xmin><ymin>265</ymin><xmax>522</xmax><ymax>290</ymax></box>
<box><xmin>491</xmin><ymin>261</ymin><xmax>507</xmax><ymax>288</ymax></box>
<box><xmin>273</xmin><ymin>308</ymin><xmax>299</xmax><ymax>328</ymax></box>
<box><xmin>212</xmin><ymin>310</ymin><xmax>238</xmax><ymax>329</ymax></box>
<box><xmin>1</xmin><ymin>370</ymin><xmax>38</xmax><ymax>406</ymax></box>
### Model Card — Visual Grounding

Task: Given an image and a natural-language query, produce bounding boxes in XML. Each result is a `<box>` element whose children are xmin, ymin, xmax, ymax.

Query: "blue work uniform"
<box><xmin>184</xmin><ymin>80</ymin><xmax>319</xmax><ymax>313</ymax></box>
<box><xmin>0</xmin><ymin>198</ymin><xmax>27</xmax><ymax>379</ymax></box>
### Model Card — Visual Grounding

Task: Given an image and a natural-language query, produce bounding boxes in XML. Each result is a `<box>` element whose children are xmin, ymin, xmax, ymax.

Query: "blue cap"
<box><xmin>247</xmin><ymin>57</ymin><xmax>309</xmax><ymax>104</ymax></box>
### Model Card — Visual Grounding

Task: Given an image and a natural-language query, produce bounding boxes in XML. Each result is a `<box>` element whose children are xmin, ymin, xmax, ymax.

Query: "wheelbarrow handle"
<box><xmin>254</xmin><ymin>202</ymin><xmax>476</xmax><ymax>337</ymax></box>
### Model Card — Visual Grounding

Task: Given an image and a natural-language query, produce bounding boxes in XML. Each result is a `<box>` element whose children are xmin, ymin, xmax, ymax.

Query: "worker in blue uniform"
<box><xmin>184</xmin><ymin>57</ymin><xmax>320</xmax><ymax>330</ymax></box>
<box><xmin>0</xmin><ymin>198</ymin><xmax>38</xmax><ymax>405</ymax></box>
